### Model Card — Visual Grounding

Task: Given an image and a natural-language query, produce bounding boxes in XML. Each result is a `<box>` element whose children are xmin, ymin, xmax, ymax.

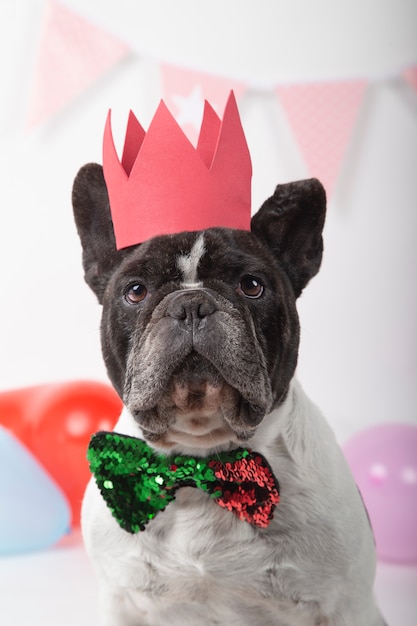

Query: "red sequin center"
<box><xmin>209</xmin><ymin>456</ymin><xmax>280</xmax><ymax>528</ymax></box>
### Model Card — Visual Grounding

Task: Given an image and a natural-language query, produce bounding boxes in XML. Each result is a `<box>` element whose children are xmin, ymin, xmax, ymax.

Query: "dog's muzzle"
<box><xmin>124</xmin><ymin>288</ymin><xmax>273</xmax><ymax>444</ymax></box>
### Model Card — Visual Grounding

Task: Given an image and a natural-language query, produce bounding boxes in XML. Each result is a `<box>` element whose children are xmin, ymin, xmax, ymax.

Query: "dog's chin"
<box><xmin>144</xmin><ymin>415</ymin><xmax>243</xmax><ymax>452</ymax></box>
<box><xmin>133</xmin><ymin>390</ymin><xmax>255</xmax><ymax>453</ymax></box>
<box><xmin>128</xmin><ymin>359</ymin><xmax>259</xmax><ymax>452</ymax></box>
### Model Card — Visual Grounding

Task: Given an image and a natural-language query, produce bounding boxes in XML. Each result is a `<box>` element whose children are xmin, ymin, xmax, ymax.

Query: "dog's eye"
<box><xmin>237</xmin><ymin>275</ymin><xmax>264</xmax><ymax>299</ymax></box>
<box><xmin>124</xmin><ymin>283</ymin><xmax>148</xmax><ymax>304</ymax></box>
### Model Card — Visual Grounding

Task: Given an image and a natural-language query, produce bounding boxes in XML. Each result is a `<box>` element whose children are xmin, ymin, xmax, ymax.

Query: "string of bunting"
<box><xmin>26</xmin><ymin>0</ymin><xmax>417</xmax><ymax>198</ymax></box>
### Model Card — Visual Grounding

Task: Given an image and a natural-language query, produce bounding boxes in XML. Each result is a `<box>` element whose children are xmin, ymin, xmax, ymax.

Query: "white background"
<box><xmin>0</xmin><ymin>1</ymin><xmax>416</xmax><ymax>625</ymax></box>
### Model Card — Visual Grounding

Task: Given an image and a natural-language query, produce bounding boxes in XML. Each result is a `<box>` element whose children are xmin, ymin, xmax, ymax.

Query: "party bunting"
<box><xmin>160</xmin><ymin>63</ymin><xmax>246</xmax><ymax>145</ymax></box>
<box><xmin>25</xmin><ymin>1</ymin><xmax>416</xmax><ymax>200</ymax></box>
<box><xmin>404</xmin><ymin>65</ymin><xmax>417</xmax><ymax>94</ymax></box>
<box><xmin>276</xmin><ymin>80</ymin><xmax>366</xmax><ymax>197</ymax></box>
<box><xmin>25</xmin><ymin>0</ymin><xmax>131</xmax><ymax>129</ymax></box>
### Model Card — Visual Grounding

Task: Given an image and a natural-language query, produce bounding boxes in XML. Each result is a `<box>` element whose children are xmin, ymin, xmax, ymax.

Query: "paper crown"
<box><xmin>102</xmin><ymin>91</ymin><xmax>252</xmax><ymax>249</ymax></box>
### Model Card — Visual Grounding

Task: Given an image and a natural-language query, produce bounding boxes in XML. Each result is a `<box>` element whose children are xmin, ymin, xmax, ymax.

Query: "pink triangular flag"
<box><xmin>26</xmin><ymin>0</ymin><xmax>131</xmax><ymax>129</ymax></box>
<box><xmin>403</xmin><ymin>66</ymin><xmax>417</xmax><ymax>94</ymax></box>
<box><xmin>276</xmin><ymin>80</ymin><xmax>366</xmax><ymax>198</ymax></box>
<box><xmin>160</xmin><ymin>63</ymin><xmax>247</xmax><ymax>145</ymax></box>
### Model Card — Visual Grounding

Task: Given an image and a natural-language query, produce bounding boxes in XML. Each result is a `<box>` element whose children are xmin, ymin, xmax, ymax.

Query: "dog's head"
<box><xmin>72</xmin><ymin>164</ymin><xmax>325</xmax><ymax>450</ymax></box>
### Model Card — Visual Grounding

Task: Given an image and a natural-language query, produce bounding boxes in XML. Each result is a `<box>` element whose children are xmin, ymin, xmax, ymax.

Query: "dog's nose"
<box><xmin>167</xmin><ymin>290</ymin><xmax>217</xmax><ymax>322</ymax></box>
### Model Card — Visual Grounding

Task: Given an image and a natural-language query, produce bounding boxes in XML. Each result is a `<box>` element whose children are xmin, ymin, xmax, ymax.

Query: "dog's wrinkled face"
<box><xmin>101</xmin><ymin>229</ymin><xmax>298</xmax><ymax>448</ymax></box>
<box><xmin>72</xmin><ymin>165</ymin><xmax>326</xmax><ymax>451</ymax></box>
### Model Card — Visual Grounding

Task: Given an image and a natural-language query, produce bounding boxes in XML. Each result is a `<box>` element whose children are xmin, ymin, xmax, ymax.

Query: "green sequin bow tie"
<box><xmin>87</xmin><ymin>431</ymin><xmax>280</xmax><ymax>533</ymax></box>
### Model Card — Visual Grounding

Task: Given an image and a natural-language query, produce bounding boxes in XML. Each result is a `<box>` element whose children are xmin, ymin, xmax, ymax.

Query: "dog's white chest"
<box><xmin>85</xmin><ymin>481</ymin><xmax>317</xmax><ymax>626</ymax></box>
<box><xmin>82</xmin><ymin>385</ymin><xmax>383</xmax><ymax>626</ymax></box>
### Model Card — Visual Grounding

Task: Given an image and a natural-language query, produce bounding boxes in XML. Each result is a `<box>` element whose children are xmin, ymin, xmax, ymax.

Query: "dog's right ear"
<box><xmin>72</xmin><ymin>163</ymin><xmax>127</xmax><ymax>303</ymax></box>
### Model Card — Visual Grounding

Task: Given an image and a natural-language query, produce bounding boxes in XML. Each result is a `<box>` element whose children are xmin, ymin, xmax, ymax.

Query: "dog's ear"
<box><xmin>72</xmin><ymin>163</ymin><xmax>127</xmax><ymax>303</ymax></box>
<box><xmin>251</xmin><ymin>178</ymin><xmax>326</xmax><ymax>297</ymax></box>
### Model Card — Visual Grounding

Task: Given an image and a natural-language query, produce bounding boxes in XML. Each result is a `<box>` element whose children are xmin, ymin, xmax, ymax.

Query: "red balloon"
<box><xmin>0</xmin><ymin>381</ymin><xmax>122</xmax><ymax>527</ymax></box>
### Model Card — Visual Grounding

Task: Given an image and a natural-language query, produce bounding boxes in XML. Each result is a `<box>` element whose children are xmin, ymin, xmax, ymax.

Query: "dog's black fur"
<box><xmin>72</xmin><ymin>164</ymin><xmax>325</xmax><ymax>438</ymax></box>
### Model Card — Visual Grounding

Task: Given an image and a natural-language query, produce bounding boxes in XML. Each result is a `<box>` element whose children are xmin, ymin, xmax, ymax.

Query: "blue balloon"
<box><xmin>0</xmin><ymin>425</ymin><xmax>71</xmax><ymax>555</ymax></box>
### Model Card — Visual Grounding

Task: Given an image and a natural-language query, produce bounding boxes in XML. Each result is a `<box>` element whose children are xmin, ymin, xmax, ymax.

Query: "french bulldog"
<box><xmin>72</xmin><ymin>164</ymin><xmax>386</xmax><ymax>626</ymax></box>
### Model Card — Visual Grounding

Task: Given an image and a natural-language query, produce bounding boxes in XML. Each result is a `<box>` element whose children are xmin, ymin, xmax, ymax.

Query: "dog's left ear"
<box><xmin>251</xmin><ymin>178</ymin><xmax>326</xmax><ymax>297</ymax></box>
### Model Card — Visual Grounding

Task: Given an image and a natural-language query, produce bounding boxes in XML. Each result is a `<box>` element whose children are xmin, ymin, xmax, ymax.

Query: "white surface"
<box><xmin>0</xmin><ymin>534</ymin><xmax>416</xmax><ymax>625</ymax></box>
<box><xmin>0</xmin><ymin>2</ymin><xmax>416</xmax><ymax>624</ymax></box>
<box><xmin>0</xmin><ymin>534</ymin><xmax>99</xmax><ymax>626</ymax></box>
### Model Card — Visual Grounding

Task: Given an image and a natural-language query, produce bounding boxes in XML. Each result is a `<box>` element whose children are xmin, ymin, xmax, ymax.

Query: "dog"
<box><xmin>72</xmin><ymin>164</ymin><xmax>386</xmax><ymax>626</ymax></box>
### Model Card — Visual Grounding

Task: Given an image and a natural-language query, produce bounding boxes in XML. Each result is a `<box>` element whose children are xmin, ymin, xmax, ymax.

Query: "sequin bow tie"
<box><xmin>87</xmin><ymin>432</ymin><xmax>280</xmax><ymax>533</ymax></box>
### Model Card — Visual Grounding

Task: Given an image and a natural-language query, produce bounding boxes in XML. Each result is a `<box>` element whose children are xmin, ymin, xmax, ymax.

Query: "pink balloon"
<box><xmin>344</xmin><ymin>423</ymin><xmax>417</xmax><ymax>565</ymax></box>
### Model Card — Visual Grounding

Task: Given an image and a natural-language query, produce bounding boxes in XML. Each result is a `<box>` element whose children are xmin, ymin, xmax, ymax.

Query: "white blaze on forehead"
<box><xmin>177</xmin><ymin>233</ymin><xmax>206</xmax><ymax>287</ymax></box>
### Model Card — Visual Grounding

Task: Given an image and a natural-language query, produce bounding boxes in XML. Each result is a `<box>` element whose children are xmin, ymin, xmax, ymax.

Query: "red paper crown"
<box><xmin>102</xmin><ymin>91</ymin><xmax>252</xmax><ymax>250</ymax></box>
